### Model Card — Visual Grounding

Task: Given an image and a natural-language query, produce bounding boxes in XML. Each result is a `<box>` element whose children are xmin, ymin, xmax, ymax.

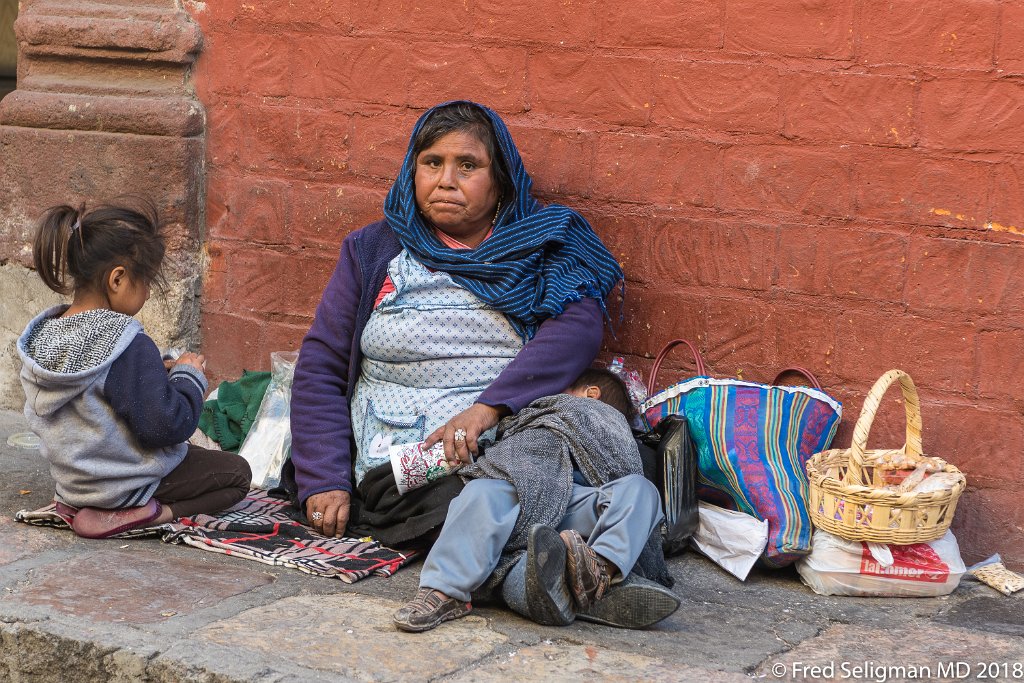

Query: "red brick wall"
<box><xmin>186</xmin><ymin>1</ymin><xmax>1024</xmax><ymax>567</ymax></box>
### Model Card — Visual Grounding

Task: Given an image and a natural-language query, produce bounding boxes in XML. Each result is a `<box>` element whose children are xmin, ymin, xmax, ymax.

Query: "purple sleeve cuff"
<box><xmin>477</xmin><ymin>297</ymin><xmax>604</xmax><ymax>414</ymax></box>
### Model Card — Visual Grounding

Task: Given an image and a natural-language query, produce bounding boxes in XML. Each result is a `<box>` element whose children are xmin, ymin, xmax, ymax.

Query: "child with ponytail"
<box><xmin>17</xmin><ymin>199</ymin><xmax>251</xmax><ymax>538</ymax></box>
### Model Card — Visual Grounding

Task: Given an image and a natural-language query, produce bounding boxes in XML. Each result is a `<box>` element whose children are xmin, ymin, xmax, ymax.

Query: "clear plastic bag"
<box><xmin>609</xmin><ymin>356</ymin><xmax>648</xmax><ymax>430</ymax></box>
<box><xmin>238</xmin><ymin>351</ymin><xmax>299</xmax><ymax>489</ymax></box>
<box><xmin>608</xmin><ymin>356</ymin><xmax>648</xmax><ymax>409</ymax></box>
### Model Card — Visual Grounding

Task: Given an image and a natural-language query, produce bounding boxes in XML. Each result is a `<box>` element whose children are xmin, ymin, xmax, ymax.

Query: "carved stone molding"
<box><xmin>0</xmin><ymin>0</ymin><xmax>203</xmax><ymax>135</ymax></box>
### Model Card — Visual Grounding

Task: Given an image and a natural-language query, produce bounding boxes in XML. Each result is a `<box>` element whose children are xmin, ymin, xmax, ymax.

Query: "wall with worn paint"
<box><xmin>185</xmin><ymin>1</ymin><xmax>1024</xmax><ymax>566</ymax></box>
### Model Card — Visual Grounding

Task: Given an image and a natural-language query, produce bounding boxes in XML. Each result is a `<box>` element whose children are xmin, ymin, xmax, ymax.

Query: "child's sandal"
<box><xmin>70</xmin><ymin>498</ymin><xmax>163</xmax><ymax>539</ymax></box>
<box><xmin>53</xmin><ymin>501</ymin><xmax>79</xmax><ymax>526</ymax></box>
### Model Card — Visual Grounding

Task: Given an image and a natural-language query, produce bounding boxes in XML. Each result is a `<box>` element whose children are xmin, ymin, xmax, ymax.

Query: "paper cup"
<box><xmin>390</xmin><ymin>441</ymin><xmax>452</xmax><ymax>495</ymax></box>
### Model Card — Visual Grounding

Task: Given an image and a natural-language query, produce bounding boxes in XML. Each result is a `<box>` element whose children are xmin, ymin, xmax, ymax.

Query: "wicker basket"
<box><xmin>806</xmin><ymin>369</ymin><xmax>966</xmax><ymax>544</ymax></box>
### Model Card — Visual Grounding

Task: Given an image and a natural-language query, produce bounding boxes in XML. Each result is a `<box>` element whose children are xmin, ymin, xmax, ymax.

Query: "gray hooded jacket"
<box><xmin>18</xmin><ymin>305</ymin><xmax>207</xmax><ymax>509</ymax></box>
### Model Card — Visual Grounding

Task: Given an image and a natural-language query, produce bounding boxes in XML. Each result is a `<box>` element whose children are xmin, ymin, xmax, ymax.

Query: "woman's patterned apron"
<box><xmin>351</xmin><ymin>250</ymin><xmax>524</xmax><ymax>484</ymax></box>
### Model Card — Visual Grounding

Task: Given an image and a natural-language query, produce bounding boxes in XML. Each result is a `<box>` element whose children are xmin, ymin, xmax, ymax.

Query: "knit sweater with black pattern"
<box><xmin>17</xmin><ymin>305</ymin><xmax>208</xmax><ymax>509</ymax></box>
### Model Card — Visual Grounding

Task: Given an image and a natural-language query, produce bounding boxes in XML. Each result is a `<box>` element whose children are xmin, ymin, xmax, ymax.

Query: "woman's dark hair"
<box><xmin>32</xmin><ymin>198</ymin><xmax>166</xmax><ymax>296</ymax></box>
<box><xmin>411</xmin><ymin>102</ymin><xmax>514</xmax><ymax>202</ymax></box>
<box><xmin>569</xmin><ymin>368</ymin><xmax>637</xmax><ymax>423</ymax></box>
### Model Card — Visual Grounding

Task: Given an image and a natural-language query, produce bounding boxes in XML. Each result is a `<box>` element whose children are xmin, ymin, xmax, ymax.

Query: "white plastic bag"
<box><xmin>691</xmin><ymin>501</ymin><xmax>769</xmax><ymax>581</ymax></box>
<box><xmin>797</xmin><ymin>529</ymin><xmax>965</xmax><ymax>597</ymax></box>
<box><xmin>238</xmin><ymin>351</ymin><xmax>298</xmax><ymax>489</ymax></box>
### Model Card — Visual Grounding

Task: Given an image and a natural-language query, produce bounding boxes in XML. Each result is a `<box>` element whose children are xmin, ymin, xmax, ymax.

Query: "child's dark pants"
<box><xmin>153</xmin><ymin>445</ymin><xmax>251</xmax><ymax>518</ymax></box>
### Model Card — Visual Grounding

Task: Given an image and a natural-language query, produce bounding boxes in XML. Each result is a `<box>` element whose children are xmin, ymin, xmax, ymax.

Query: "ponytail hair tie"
<box><xmin>72</xmin><ymin>202</ymin><xmax>86</xmax><ymax>235</ymax></box>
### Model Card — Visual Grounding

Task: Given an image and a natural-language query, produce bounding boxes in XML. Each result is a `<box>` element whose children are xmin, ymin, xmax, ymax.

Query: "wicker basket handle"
<box><xmin>646</xmin><ymin>339</ymin><xmax>708</xmax><ymax>396</ymax></box>
<box><xmin>846</xmin><ymin>369</ymin><xmax>924</xmax><ymax>486</ymax></box>
<box><xmin>772</xmin><ymin>366</ymin><xmax>822</xmax><ymax>390</ymax></box>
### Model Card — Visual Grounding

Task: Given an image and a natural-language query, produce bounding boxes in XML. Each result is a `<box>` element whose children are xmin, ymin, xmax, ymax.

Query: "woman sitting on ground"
<box><xmin>284</xmin><ymin>101</ymin><xmax>623</xmax><ymax>547</ymax></box>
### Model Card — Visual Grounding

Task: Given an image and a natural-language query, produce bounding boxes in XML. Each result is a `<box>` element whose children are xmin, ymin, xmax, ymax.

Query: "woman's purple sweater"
<box><xmin>289</xmin><ymin>220</ymin><xmax>604</xmax><ymax>504</ymax></box>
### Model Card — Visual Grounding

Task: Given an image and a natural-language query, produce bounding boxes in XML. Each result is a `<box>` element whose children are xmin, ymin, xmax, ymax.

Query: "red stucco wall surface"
<box><xmin>186</xmin><ymin>1</ymin><xmax>1024</xmax><ymax>566</ymax></box>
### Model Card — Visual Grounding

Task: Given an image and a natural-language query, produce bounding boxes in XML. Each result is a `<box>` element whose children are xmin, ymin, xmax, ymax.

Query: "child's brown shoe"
<box><xmin>393</xmin><ymin>588</ymin><xmax>471</xmax><ymax>633</ymax></box>
<box><xmin>560</xmin><ymin>529</ymin><xmax>611</xmax><ymax>611</ymax></box>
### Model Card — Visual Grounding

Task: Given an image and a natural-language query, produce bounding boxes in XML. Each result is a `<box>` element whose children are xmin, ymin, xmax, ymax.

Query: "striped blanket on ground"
<box><xmin>14</xmin><ymin>489</ymin><xmax>416</xmax><ymax>583</ymax></box>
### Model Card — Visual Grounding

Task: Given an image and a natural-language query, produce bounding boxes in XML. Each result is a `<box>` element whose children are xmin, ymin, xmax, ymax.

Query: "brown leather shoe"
<box><xmin>560</xmin><ymin>529</ymin><xmax>611</xmax><ymax>611</ymax></box>
<box><xmin>393</xmin><ymin>588</ymin><xmax>471</xmax><ymax>633</ymax></box>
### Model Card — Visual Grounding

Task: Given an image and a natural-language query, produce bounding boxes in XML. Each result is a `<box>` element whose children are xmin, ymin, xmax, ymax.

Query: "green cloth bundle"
<box><xmin>197</xmin><ymin>370</ymin><xmax>272</xmax><ymax>452</ymax></box>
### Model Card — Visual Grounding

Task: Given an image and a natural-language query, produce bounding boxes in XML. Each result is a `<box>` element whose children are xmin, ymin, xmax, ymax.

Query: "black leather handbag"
<box><xmin>638</xmin><ymin>415</ymin><xmax>699</xmax><ymax>555</ymax></box>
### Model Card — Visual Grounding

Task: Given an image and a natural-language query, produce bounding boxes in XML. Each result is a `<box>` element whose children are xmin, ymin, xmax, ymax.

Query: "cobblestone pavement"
<box><xmin>1</xmin><ymin>410</ymin><xmax>1021</xmax><ymax>682</ymax></box>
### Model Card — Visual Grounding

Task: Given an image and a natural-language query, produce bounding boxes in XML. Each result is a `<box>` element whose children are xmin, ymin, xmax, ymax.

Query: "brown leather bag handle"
<box><xmin>772</xmin><ymin>366</ymin><xmax>822</xmax><ymax>390</ymax></box>
<box><xmin>647</xmin><ymin>339</ymin><xmax>708</xmax><ymax>396</ymax></box>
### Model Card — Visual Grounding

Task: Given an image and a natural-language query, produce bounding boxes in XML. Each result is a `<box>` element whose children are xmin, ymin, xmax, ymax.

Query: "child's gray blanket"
<box><xmin>460</xmin><ymin>394</ymin><xmax>673</xmax><ymax>598</ymax></box>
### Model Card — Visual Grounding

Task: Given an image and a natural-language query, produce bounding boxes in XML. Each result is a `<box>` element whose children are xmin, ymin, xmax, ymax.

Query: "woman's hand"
<box><xmin>174</xmin><ymin>352</ymin><xmax>206</xmax><ymax>373</ymax></box>
<box><xmin>424</xmin><ymin>403</ymin><xmax>507</xmax><ymax>466</ymax></box>
<box><xmin>306</xmin><ymin>490</ymin><xmax>351</xmax><ymax>538</ymax></box>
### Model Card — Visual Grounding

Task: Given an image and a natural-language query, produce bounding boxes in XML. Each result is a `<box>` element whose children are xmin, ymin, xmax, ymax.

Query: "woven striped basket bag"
<box><xmin>641</xmin><ymin>340</ymin><xmax>842</xmax><ymax>567</ymax></box>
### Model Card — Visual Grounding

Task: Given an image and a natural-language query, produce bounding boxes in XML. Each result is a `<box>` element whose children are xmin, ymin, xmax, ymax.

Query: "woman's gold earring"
<box><xmin>491</xmin><ymin>198</ymin><xmax>501</xmax><ymax>228</ymax></box>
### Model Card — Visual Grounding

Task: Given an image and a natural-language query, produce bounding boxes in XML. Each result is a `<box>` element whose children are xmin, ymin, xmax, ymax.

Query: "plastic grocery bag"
<box><xmin>691</xmin><ymin>502</ymin><xmax>769</xmax><ymax>581</ymax></box>
<box><xmin>238</xmin><ymin>351</ymin><xmax>299</xmax><ymax>489</ymax></box>
<box><xmin>796</xmin><ymin>529</ymin><xmax>965</xmax><ymax>597</ymax></box>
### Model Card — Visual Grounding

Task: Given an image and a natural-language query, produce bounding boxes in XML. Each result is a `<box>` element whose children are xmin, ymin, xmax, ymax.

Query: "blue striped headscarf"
<box><xmin>383</xmin><ymin>101</ymin><xmax>624</xmax><ymax>340</ymax></box>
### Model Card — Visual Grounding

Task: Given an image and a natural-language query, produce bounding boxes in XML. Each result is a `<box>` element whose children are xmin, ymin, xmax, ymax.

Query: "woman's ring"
<box><xmin>454</xmin><ymin>428</ymin><xmax>467</xmax><ymax>442</ymax></box>
<box><xmin>311</xmin><ymin>511</ymin><xmax>324</xmax><ymax>522</ymax></box>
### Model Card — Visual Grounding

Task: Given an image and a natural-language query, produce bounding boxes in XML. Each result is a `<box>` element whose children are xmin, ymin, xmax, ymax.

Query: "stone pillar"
<box><xmin>0</xmin><ymin>0</ymin><xmax>205</xmax><ymax>409</ymax></box>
